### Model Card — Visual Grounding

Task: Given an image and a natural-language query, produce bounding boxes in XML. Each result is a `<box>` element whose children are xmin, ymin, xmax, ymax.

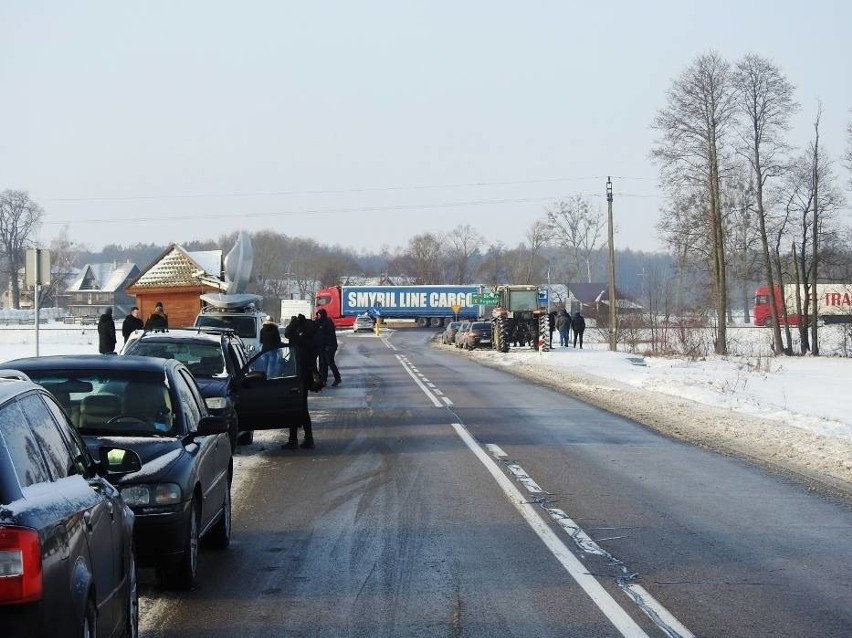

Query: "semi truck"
<box><xmin>314</xmin><ymin>285</ymin><xmax>483</xmax><ymax>328</ymax></box>
<box><xmin>753</xmin><ymin>283</ymin><xmax>852</xmax><ymax>326</ymax></box>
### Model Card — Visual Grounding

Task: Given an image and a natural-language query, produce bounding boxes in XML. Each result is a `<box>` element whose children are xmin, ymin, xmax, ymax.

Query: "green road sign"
<box><xmin>472</xmin><ymin>293</ymin><xmax>499</xmax><ymax>304</ymax></box>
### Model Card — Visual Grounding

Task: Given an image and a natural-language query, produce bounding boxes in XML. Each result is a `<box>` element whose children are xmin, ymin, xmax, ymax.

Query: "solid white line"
<box><xmin>450</xmin><ymin>423</ymin><xmax>649</xmax><ymax>638</ymax></box>
<box><xmin>485</xmin><ymin>444</ymin><xmax>508</xmax><ymax>458</ymax></box>
<box><xmin>396</xmin><ymin>355</ymin><xmax>443</xmax><ymax>407</ymax></box>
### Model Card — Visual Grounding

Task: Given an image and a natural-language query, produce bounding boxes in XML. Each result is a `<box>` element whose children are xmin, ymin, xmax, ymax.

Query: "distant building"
<box><xmin>566</xmin><ymin>282</ymin><xmax>642</xmax><ymax>323</ymax></box>
<box><xmin>65</xmin><ymin>262</ymin><xmax>141</xmax><ymax>320</ymax></box>
<box><xmin>125</xmin><ymin>244</ymin><xmax>223</xmax><ymax>327</ymax></box>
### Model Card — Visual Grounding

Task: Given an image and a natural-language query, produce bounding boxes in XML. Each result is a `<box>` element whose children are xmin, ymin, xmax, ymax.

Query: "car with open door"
<box><xmin>235</xmin><ymin>343</ymin><xmax>305</xmax><ymax>430</ymax></box>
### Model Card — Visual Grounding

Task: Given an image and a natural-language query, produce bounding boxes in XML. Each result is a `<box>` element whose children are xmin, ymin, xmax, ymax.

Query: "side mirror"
<box><xmin>196</xmin><ymin>415</ymin><xmax>230</xmax><ymax>436</ymax></box>
<box><xmin>98</xmin><ymin>446</ymin><xmax>143</xmax><ymax>476</ymax></box>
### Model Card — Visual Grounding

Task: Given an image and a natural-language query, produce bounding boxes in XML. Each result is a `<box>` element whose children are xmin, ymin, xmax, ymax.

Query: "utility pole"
<box><xmin>606</xmin><ymin>177</ymin><xmax>617</xmax><ymax>352</ymax></box>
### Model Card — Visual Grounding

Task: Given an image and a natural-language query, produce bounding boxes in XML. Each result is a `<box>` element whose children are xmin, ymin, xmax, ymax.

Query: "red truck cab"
<box><xmin>315</xmin><ymin>286</ymin><xmax>354</xmax><ymax>328</ymax></box>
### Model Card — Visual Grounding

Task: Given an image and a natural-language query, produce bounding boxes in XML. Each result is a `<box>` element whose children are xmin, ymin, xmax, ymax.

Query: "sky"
<box><xmin>2</xmin><ymin>1</ymin><xmax>851</xmax><ymax>256</ymax></box>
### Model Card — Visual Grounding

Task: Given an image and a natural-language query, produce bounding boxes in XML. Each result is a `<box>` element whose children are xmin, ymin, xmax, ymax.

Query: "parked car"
<box><xmin>454</xmin><ymin>321</ymin><xmax>472</xmax><ymax>348</ymax></box>
<box><xmin>353</xmin><ymin>314</ymin><xmax>374</xmax><ymax>333</ymax></box>
<box><xmin>6</xmin><ymin>354</ymin><xmax>233</xmax><ymax>590</ymax></box>
<box><xmin>441</xmin><ymin>321</ymin><xmax>461</xmax><ymax>344</ymax></box>
<box><xmin>121</xmin><ymin>327</ymin><xmax>252</xmax><ymax>450</ymax></box>
<box><xmin>462</xmin><ymin>321</ymin><xmax>493</xmax><ymax>350</ymax></box>
<box><xmin>0</xmin><ymin>375</ymin><xmax>141</xmax><ymax>637</ymax></box>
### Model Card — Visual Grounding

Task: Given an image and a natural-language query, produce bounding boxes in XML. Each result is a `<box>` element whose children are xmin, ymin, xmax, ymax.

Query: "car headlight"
<box><xmin>205</xmin><ymin>396</ymin><xmax>230</xmax><ymax>410</ymax></box>
<box><xmin>120</xmin><ymin>483</ymin><xmax>182</xmax><ymax>506</ymax></box>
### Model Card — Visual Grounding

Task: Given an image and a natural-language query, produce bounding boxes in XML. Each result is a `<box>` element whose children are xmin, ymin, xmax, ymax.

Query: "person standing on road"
<box><xmin>122</xmin><ymin>306</ymin><xmax>144</xmax><ymax>344</ymax></box>
<box><xmin>572</xmin><ymin>310</ymin><xmax>586</xmax><ymax>349</ymax></box>
<box><xmin>283</xmin><ymin>314</ymin><xmax>319</xmax><ymax>449</ymax></box>
<box><xmin>145</xmin><ymin>302</ymin><xmax>169</xmax><ymax>331</ymax></box>
<box><xmin>314</xmin><ymin>308</ymin><xmax>341</xmax><ymax>387</ymax></box>
<box><xmin>97</xmin><ymin>307</ymin><xmax>117</xmax><ymax>354</ymax></box>
<box><xmin>556</xmin><ymin>308</ymin><xmax>570</xmax><ymax>347</ymax></box>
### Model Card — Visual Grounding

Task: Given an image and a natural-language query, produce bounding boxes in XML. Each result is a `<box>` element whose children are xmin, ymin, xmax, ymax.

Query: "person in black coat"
<box><xmin>572</xmin><ymin>311</ymin><xmax>586</xmax><ymax>349</ymax></box>
<box><xmin>122</xmin><ymin>306</ymin><xmax>144</xmax><ymax>344</ymax></box>
<box><xmin>144</xmin><ymin>302</ymin><xmax>169</xmax><ymax>331</ymax></box>
<box><xmin>314</xmin><ymin>308</ymin><xmax>341</xmax><ymax>387</ymax></box>
<box><xmin>283</xmin><ymin>314</ymin><xmax>320</xmax><ymax>449</ymax></box>
<box><xmin>97</xmin><ymin>307</ymin><xmax>117</xmax><ymax>354</ymax></box>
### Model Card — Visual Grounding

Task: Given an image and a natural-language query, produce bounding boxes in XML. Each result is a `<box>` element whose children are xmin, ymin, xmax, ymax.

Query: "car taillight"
<box><xmin>0</xmin><ymin>526</ymin><xmax>42</xmax><ymax>604</ymax></box>
<box><xmin>470</xmin><ymin>330</ymin><xmax>482</xmax><ymax>336</ymax></box>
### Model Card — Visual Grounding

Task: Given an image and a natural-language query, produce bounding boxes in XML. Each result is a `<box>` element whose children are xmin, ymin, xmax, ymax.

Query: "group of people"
<box><xmin>97</xmin><ymin>302</ymin><xmax>169</xmax><ymax>354</ymax></box>
<box><xmin>549</xmin><ymin>308</ymin><xmax>586</xmax><ymax>349</ymax></box>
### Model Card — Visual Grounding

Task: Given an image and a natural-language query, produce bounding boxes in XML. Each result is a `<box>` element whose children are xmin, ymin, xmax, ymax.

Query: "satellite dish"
<box><xmin>224</xmin><ymin>231</ymin><xmax>253</xmax><ymax>294</ymax></box>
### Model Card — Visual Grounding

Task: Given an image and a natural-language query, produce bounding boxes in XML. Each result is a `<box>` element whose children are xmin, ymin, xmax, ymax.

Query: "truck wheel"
<box><xmin>416</xmin><ymin>317</ymin><xmax>429</xmax><ymax>328</ymax></box>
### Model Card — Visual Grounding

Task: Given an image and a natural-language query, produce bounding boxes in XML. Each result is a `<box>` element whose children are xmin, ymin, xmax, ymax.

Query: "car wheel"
<box><xmin>161</xmin><ymin>497</ymin><xmax>199</xmax><ymax>590</ymax></box>
<box><xmin>204</xmin><ymin>481</ymin><xmax>231</xmax><ymax>550</ymax></box>
<box><xmin>237</xmin><ymin>429</ymin><xmax>254</xmax><ymax>445</ymax></box>
<box><xmin>123</xmin><ymin>550</ymin><xmax>139</xmax><ymax>638</ymax></box>
<box><xmin>83</xmin><ymin>596</ymin><xmax>97</xmax><ymax>638</ymax></box>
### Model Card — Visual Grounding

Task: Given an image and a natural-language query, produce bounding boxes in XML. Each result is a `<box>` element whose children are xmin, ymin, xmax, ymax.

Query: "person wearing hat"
<box><xmin>145</xmin><ymin>302</ymin><xmax>169</xmax><ymax>331</ymax></box>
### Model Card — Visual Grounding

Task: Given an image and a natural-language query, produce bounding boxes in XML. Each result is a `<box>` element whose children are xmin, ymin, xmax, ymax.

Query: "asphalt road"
<box><xmin>139</xmin><ymin>328</ymin><xmax>852</xmax><ymax>637</ymax></box>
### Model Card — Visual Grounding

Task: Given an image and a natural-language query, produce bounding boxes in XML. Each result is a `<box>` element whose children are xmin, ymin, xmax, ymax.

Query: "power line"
<box><xmin>43</xmin><ymin>191</ymin><xmax>663</xmax><ymax>226</ymax></box>
<box><xmin>38</xmin><ymin>175</ymin><xmax>658</xmax><ymax>203</ymax></box>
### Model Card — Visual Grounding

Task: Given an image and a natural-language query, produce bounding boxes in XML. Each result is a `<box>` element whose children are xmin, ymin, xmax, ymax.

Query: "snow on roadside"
<box><xmin>447</xmin><ymin>339</ymin><xmax>852</xmax><ymax>498</ymax></box>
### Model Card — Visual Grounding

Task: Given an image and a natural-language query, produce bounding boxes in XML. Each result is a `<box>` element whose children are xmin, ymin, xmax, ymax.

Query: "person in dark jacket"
<box><xmin>572</xmin><ymin>311</ymin><xmax>586</xmax><ymax>349</ymax></box>
<box><xmin>145</xmin><ymin>302</ymin><xmax>169</xmax><ymax>331</ymax></box>
<box><xmin>314</xmin><ymin>308</ymin><xmax>341</xmax><ymax>387</ymax></box>
<box><xmin>547</xmin><ymin>310</ymin><xmax>557</xmax><ymax>348</ymax></box>
<box><xmin>556</xmin><ymin>308</ymin><xmax>570</xmax><ymax>347</ymax></box>
<box><xmin>97</xmin><ymin>307</ymin><xmax>117</xmax><ymax>354</ymax></box>
<box><xmin>257</xmin><ymin>321</ymin><xmax>283</xmax><ymax>379</ymax></box>
<box><xmin>283</xmin><ymin>314</ymin><xmax>319</xmax><ymax>449</ymax></box>
<box><xmin>122</xmin><ymin>306</ymin><xmax>144</xmax><ymax>343</ymax></box>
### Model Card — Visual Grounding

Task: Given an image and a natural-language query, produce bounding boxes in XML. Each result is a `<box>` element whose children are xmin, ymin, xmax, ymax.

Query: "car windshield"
<box><xmin>30</xmin><ymin>370</ymin><xmax>177</xmax><ymax>437</ymax></box>
<box><xmin>126</xmin><ymin>340</ymin><xmax>226</xmax><ymax>377</ymax></box>
<box><xmin>471</xmin><ymin>322</ymin><xmax>491</xmax><ymax>330</ymax></box>
<box><xmin>195</xmin><ymin>315</ymin><xmax>257</xmax><ymax>339</ymax></box>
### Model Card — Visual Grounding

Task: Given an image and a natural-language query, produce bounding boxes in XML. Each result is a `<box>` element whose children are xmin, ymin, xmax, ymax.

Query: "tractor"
<box><xmin>489</xmin><ymin>285</ymin><xmax>549</xmax><ymax>353</ymax></box>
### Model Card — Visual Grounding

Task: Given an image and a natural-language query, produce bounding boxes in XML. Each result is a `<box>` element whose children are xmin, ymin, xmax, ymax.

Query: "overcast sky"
<box><xmin>2</xmin><ymin>1</ymin><xmax>850</xmax><ymax>256</ymax></box>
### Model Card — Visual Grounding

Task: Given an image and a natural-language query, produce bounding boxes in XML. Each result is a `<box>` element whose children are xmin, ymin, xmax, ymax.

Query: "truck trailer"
<box><xmin>315</xmin><ymin>285</ymin><xmax>483</xmax><ymax>328</ymax></box>
<box><xmin>753</xmin><ymin>283</ymin><xmax>852</xmax><ymax>326</ymax></box>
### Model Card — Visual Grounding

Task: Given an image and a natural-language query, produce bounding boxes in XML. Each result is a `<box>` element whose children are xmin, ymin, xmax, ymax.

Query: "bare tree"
<box><xmin>652</xmin><ymin>51</ymin><xmax>738</xmax><ymax>354</ymax></box>
<box><xmin>403</xmin><ymin>233</ymin><xmax>445</xmax><ymax>284</ymax></box>
<box><xmin>523</xmin><ymin>218</ymin><xmax>549</xmax><ymax>284</ymax></box>
<box><xmin>545</xmin><ymin>195</ymin><xmax>605</xmax><ymax>283</ymax></box>
<box><xmin>845</xmin><ymin>113</ymin><xmax>852</xmax><ymax>189</ymax></box>
<box><xmin>0</xmin><ymin>190</ymin><xmax>44</xmax><ymax>308</ymax></box>
<box><xmin>732</xmin><ymin>53</ymin><xmax>798</xmax><ymax>352</ymax></box>
<box><xmin>723</xmin><ymin>173</ymin><xmax>762</xmax><ymax>323</ymax></box>
<box><xmin>477</xmin><ymin>242</ymin><xmax>508</xmax><ymax>285</ymax></box>
<box><xmin>445</xmin><ymin>224</ymin><xmax>483</xmax><ymax>284</ymax></box>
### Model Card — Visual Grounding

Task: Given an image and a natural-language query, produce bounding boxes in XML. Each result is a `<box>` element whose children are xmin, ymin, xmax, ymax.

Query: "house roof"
<box><xmin>128</xmin><ymin>245</ymin><xmax>223</xmax><ymax>289</ymax></box>
<box><xmin>67</xmin><ymin>262</ymin><xmax>139</xmax><ymax>292</ymax></box>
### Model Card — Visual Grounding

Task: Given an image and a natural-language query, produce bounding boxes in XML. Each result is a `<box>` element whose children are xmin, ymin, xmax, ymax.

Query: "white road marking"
<box><xmin>623</xmin><ymin>585</ymin><xmax>696</xmax><ymax>638</ymax></box>
<box><xmin>396</xmin><ymin>355</ymin><xmax>442</xmax><ymax>407</ymax></box>
<box><xmin>506</xmin><ymin>463</ymin><xmax>545</xmax><ymax>493</ymax></box>
<box><xmin>485</xmin><ymin>444</ymin><xmax>508</xmax><ymax>458</ymax></box>
<box><xmin>451</xmin><ymin>423</ymin><xmax>649</xmax><ymax>638</ymax></box>
<box><xmin>440</xmin><ymin>396</ymin><xmax>454</xmax><ymax>406</ymax></box>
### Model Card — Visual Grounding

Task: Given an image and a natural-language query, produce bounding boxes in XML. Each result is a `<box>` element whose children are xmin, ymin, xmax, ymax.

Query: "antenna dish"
<box><xmin>224</xmin><ymin>231</ymin><xmax>253</xmax><ymax>294</ymax></box>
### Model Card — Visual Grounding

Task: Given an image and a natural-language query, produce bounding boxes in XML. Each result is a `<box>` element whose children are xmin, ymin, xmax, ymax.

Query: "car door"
<box><xmin>175</xmin><ymin>368</ymin><xmax>229</xmax><ymax>530</ymax></box>
<box><xmin>235</xmin><ymin>344</ymin><xmax>304</xmax><ymax>429</ymax></box>
<box><xmin>19</xmin><ymin>392</ymin><xmax>121</xmax><ymax>634</ymax></box>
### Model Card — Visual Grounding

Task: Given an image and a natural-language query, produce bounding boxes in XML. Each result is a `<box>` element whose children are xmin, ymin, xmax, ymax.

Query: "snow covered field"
<box><xmin>1</xmin><ymin>322</ymin><xmax>850</xmax><ymax>500</ymax></box>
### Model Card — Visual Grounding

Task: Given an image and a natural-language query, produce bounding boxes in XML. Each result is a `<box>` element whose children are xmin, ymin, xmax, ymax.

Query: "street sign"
<box><xmin>472</xmin><ymin>293</ymin><xmax>499</xmax><ymax>305</ymax></box>
<box><xmin>537</xmin><ymin>287</ymin><xmax>549</xmax><ymax>305</ymax></box>
<box><xmin>450</xmin><ymin>303</ymin><xmax>461</xmax><ymax>314</ymax></box>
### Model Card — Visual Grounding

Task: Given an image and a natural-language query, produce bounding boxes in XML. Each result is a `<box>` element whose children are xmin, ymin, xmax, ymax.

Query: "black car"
<box><xmin>462</xmin><ymin>321</ymin><xmax>493</xmax><ymax>349</ymax></box>
<box><xmin>121</xmin><ymin>328</ymin><xmax>253</xmax><ymax>450</ymax></box>
<box><xmin>0</xmin><ymin>376</ymin><xmax>141</xmax><ymax>637</ymax></box>
<box><xmin>6</xmin><ymin>355</ymin><xmax>233</xmax><ymax>590</ymax></box>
